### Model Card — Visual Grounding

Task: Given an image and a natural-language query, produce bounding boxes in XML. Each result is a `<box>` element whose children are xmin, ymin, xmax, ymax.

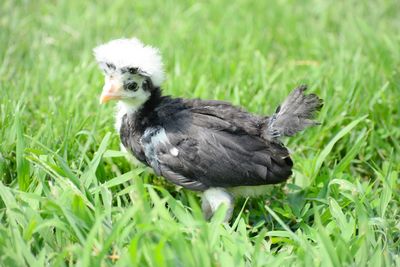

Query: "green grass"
<box><xmin>1</xmin><ymin>0</ymin><xmax>399</xmax><ymax>266</ymax></box>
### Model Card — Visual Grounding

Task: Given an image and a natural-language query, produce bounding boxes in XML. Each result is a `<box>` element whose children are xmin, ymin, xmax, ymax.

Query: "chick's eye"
<box><xmin>126</xmin><ymin>82</ymin><xmax>138</xmax><ymax>91</ymax></box>
<box><xmin>128</xmin><ymin>67</ymin><xmax>138</xmax><ymax>74</ymax></box>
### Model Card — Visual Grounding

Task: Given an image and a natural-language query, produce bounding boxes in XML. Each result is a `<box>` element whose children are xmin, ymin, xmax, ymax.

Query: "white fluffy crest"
<box><xmin>93</xmin><ymin>38</ymin><xmax>165</xmax><ymax>87</ymax></box>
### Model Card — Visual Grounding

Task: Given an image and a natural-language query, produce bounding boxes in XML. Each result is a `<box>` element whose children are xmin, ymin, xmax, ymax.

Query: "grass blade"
<box><xmin>312</xmin><ymin>115</ymin><xmax>367</xmax><ymax>179</ymax></box>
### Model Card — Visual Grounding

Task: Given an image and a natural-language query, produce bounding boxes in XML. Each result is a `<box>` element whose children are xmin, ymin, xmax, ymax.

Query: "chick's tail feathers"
<box><xmin>263</xmin><ymin>85</ymin><xmax>323</xmax><ymax>140</ymax></box>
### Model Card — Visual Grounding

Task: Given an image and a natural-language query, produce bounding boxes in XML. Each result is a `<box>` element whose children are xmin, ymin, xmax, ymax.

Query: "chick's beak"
<box><xmin>100</xmin><ymin>78</ymin><xmax>123</xmax><ymax>104</ymax></box>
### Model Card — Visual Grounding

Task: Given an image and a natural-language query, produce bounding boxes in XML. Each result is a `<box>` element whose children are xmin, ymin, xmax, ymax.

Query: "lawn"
<box><xmin>1</xmin><ymin>0</ymin><xmax>399</xmax><ymax>266</ymax></box>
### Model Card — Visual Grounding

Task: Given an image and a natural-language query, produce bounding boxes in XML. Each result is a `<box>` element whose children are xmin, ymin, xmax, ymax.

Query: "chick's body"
<box><xmin>119</xmin><ymin>92</ymin><xmax>293</xmax><ymax>191</ymax></box>
<box><xmin>94</xmin><ymin>38</ymin><xmax>322</xmax><ymax>221</ymax></box>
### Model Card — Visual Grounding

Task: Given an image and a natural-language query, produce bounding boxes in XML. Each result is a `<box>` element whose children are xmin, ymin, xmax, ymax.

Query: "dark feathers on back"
<box><xmin>120</xmin><ymin>85</ymin><xmax>322</xmax><ymax>191</ymax></box>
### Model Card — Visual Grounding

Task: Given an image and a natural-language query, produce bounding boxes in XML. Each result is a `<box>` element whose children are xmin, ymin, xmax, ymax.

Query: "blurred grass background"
<box><xmin>0</xmin><ymin>0</ymin><xmax>399</xmax><ymax>266</ymax></box>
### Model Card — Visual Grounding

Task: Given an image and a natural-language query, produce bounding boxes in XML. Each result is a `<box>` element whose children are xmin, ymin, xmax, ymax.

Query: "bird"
<box><xmin>93</xmin><ymin>38</ymin><xmax>323</xmax><ymax>221</ymax></box>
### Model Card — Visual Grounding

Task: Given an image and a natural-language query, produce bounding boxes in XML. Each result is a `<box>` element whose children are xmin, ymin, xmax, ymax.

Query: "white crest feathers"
<box><xmin>93</xmin><ymin>38</ymin><xmax>165</xmax><ymax>87</ymax></box>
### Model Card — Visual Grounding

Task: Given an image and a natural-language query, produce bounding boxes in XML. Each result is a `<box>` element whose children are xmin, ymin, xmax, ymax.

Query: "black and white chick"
<box><xmin>93</xmin><ymin>38</ymin><xmax>323</xmax><ymax>221</ymax></box>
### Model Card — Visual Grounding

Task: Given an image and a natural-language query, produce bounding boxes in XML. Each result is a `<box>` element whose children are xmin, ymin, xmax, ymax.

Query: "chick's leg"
<box><xmin>201</xmin><ymin>187</ymin><xmax>234</xmax><ymax>222</ymax></box>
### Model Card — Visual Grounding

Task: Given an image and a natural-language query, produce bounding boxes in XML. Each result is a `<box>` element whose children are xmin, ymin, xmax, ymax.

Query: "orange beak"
<box><xmin>99</xmin><ymin>78</ymin><xmax>123</xmax><ymax>104</ymax></box>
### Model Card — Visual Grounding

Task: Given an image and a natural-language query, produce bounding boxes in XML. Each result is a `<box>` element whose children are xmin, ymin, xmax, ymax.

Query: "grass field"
<box><xmin>1</xmin><ymin>0</ymin><xmax>399</xmax><ymax>266</ymax></box>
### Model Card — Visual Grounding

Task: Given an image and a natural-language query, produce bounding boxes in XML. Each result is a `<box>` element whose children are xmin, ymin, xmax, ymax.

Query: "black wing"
<box><xmin>142</xmin><ymin>100</ymin><xmax>293</xmax><ymax>191</ymax></box>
